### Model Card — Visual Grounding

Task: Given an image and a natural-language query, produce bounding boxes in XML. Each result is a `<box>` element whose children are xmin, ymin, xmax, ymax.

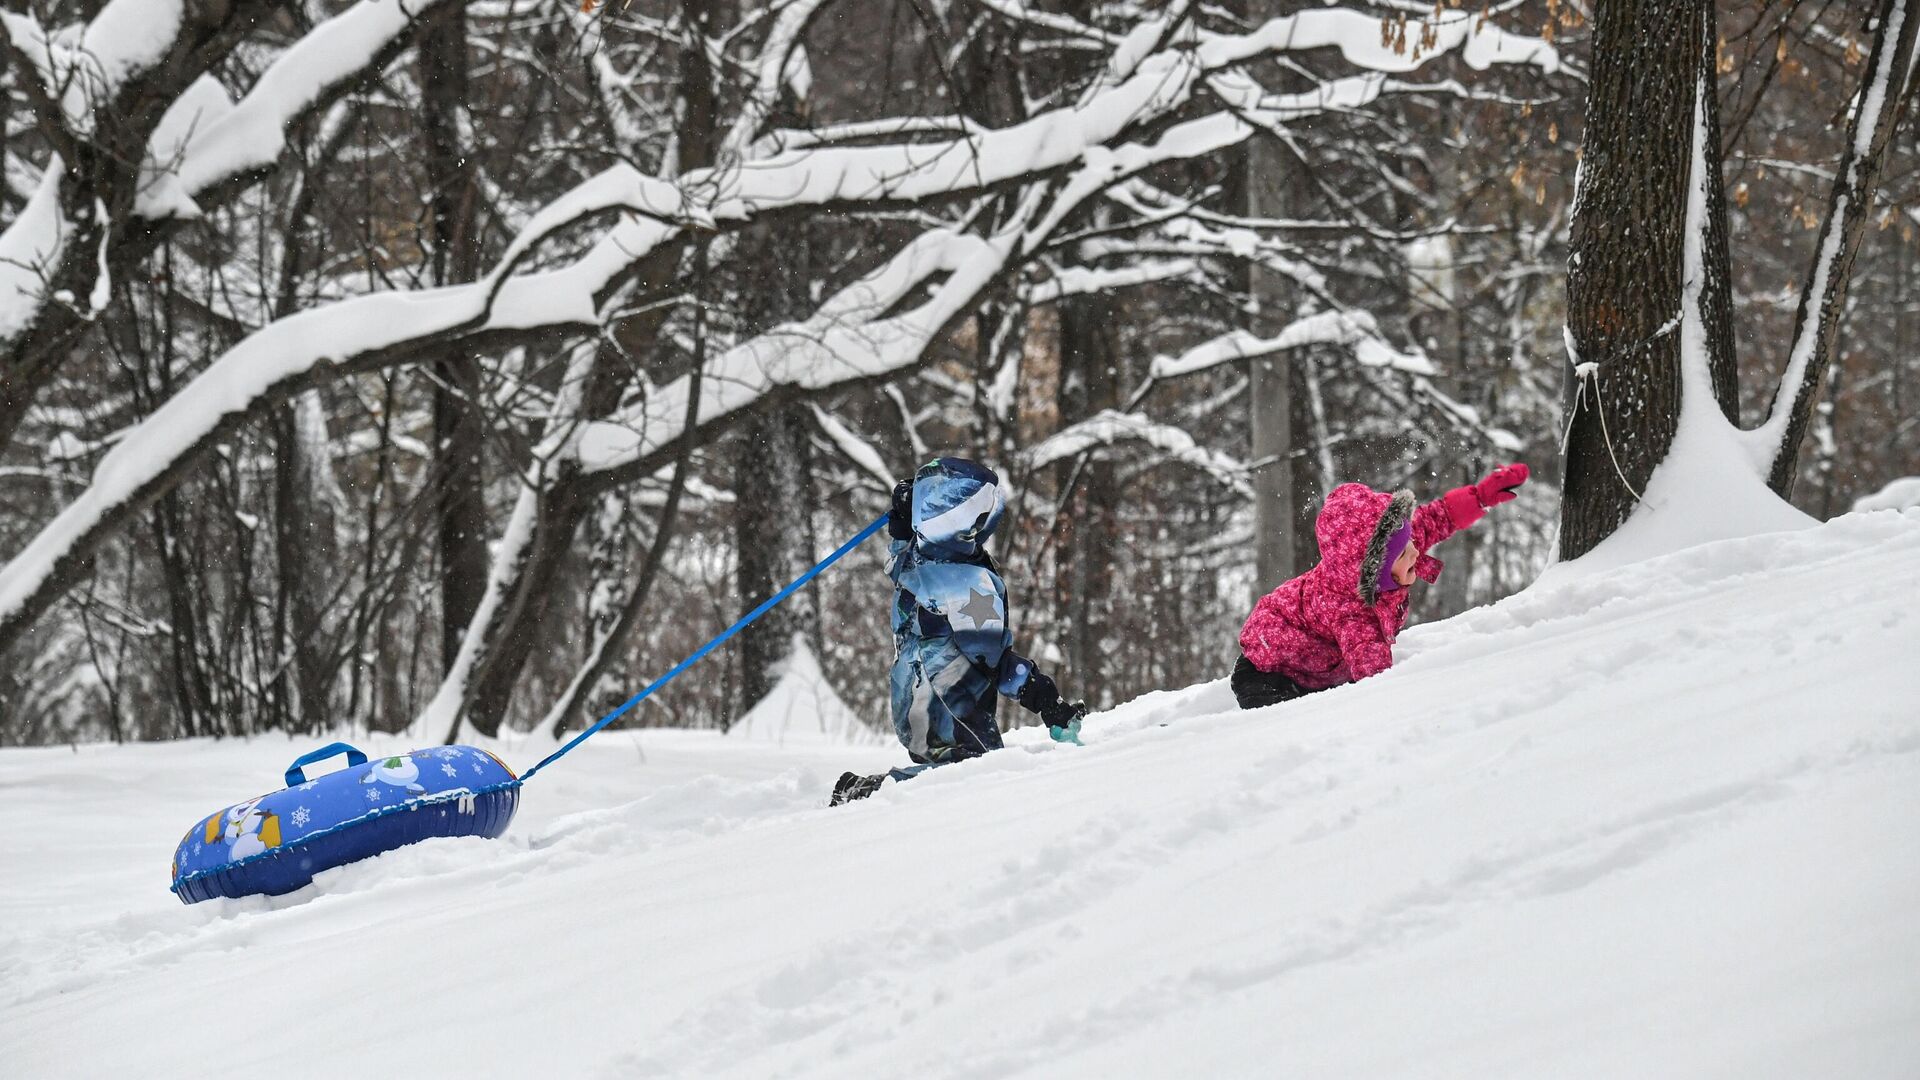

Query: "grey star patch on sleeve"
<box><xmin>953</xmin><ymin>586</ymin><xmax>1002</xmax><ymax>630</ymax></box>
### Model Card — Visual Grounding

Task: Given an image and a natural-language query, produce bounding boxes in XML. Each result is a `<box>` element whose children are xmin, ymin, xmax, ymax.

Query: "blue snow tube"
<box><xmin>169</xmin><ymin>742</ymin><xmax>519</xmax><ymax>904</ymax></box>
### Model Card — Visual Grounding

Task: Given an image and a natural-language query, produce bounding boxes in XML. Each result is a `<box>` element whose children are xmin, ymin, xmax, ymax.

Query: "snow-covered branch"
<box><xmin>140</xmin><ymin>0</ymin><xmax>461</xmax><ymax>219</ymax></box>
<box><xmin>1149</xmin><ymin>311</ymin><xmax>1434</xmax><ymax>380</ymax></box>
<box><xmin>0</xmin><ymin>164</ymin><xmax>706</xmax><ymax>649</ymax></box>
<box><xmin>1024</xmin><ymin>258</ymin><xmax>1205</xmax><ymax>303</ymax></box>
<box><xmin>1027</xmin><ymin>410</ymin><xmax>1252</xmax><ymax>496</ymax></box>
<box><xmin>0</xmin><ymin>0</ymin><xmax>191</xmax><ymax>141</ymax></box>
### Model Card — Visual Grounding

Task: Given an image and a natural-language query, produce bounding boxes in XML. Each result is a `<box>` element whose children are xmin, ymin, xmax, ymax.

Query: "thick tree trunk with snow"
<box><xmin>1559</xmin><ymin>0</ymin><xmax>1735</xmax><ymax>560</ymax></box>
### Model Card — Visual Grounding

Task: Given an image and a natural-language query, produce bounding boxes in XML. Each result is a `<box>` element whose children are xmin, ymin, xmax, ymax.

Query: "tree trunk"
<box><xmin>543</xmin><ymin>384</ymin><xmax>701</xmax><ymax>738</ymax></box>
<box><xmin>1235</xmin><ymin>0</ymin><xmax>1320</xmax><ymax>587</ymax></box>
<box><xmin>420</xmin><ymin>4</ymin><xmax>491</xmax><ymax>675</ymax></box>
<box><xmin>1056</xmin><ymin>289</ymin><xmax>1122</xmax><ymax>701</ymax></box>
<box><xmin>732</xmin><ymin>405</ymin><xmax>821</xmax><ymax>717</ymax></box>
<box><xmin>433</xmin><ymin>0</ymin><xmax>728</xmax><ymax>739</ymax></box>
<box><xmin>727</xmin><ymin>0</ymin><xmax>837</xmax><ymax>718</ymax></box>
<box><xmin>730</xmin><ymin>223</ymin><xmax>819</xmax><ymax>715</ymax></box>
<box><xmin>272</xmin><ymin>392</ymin><xmax>339</xmax><ymax>732</ymax></box>
<box><xmin>152</xmin><ymin>495</ymin><xmax>217</xmax><ymax>738</ymax></box>
<box><xmin>1760</xmin><ymin>0</ymin><xmax>1919</xmax><ymax>495</ymax></box>
<box><xmin>1559</xmin><ymin>0</ymin><xmax>1734</xmax><ymax>559</ymax></box>
<box><xmin>268</xmin><ymin>142</ymin><xmax>344</xmax><ymax>735</ymax></box>
<box><xmin>1245</xmin><ymin>156</ymin><xmax>1298</xmax><ymax>587</ymax></box>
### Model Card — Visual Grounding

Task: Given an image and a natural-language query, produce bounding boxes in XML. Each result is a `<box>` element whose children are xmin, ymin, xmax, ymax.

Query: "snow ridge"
<box><xmin>4</xmin><ymin>512</ymin><xmax>1916</xmax><ymax>1078</ymax></box>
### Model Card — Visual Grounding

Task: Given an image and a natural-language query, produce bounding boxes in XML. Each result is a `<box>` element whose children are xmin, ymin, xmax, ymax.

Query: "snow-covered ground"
<box><xmin>4</xmin><ymin>510</ymin><xmax>1918</xmax><ymax>1078</ymax></box>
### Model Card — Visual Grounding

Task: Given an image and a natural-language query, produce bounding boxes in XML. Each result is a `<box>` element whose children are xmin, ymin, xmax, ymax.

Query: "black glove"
<box><xmin>1017</xmin><ymin>670</ymin><xmax>1059</xmax><ymax>713</ymax></box>
<box><xmin>1017</xmin><ymin>671</ymin><xmax>1086</xmax><ymax>726</ymax></box>
<box><xmin>887</xmin><ymin>478</ymin><xmax>914</xmax><ymax>540</ymax></box>
<box><xmin>1041</xmin><ymin>697</ymin><xmax>1087</xmax><ymax>730</ymax></box>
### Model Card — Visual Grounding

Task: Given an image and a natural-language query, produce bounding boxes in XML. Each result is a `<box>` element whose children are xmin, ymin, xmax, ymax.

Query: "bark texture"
<box><xmin>1560</xmin><ymin>0</ymin><xmax>1732</xmax><ymax>559</ymax></box>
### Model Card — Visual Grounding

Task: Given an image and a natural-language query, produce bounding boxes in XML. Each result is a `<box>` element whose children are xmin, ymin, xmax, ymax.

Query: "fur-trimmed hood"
<box><xmin>1314</xmin><ymin>483</ymin><xmax>1414</xmax><ymax>606</ymax></box>
<box><xmin>1240</xmin><ymin>482</ymin><xmax>1461</xmax><ymax>690</ymax></box>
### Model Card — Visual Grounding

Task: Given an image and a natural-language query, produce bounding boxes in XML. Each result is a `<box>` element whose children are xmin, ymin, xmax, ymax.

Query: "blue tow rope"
<box><xmin>515</xmin><ymin>513</ymin><xmax>889</xmax><ymax>784</ymax></box>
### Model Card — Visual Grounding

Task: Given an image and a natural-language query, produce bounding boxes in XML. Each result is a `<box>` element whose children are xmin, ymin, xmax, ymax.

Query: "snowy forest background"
<box><xmin>1</xmin><ymin>0</ymin><xmax>1915</xmax><ymax>745</ymax></box>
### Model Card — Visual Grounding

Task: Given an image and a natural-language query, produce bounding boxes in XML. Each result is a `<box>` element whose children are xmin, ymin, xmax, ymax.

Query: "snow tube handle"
<box><xmin>285</xmin><ymin>742</ymin><xmax>369</xmax><ymax>787</ymax></box>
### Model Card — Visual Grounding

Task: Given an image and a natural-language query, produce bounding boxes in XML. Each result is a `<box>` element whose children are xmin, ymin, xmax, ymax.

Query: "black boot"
<box><xmin>830</xmin><ymin>771</ymin><xmax>887</xmax><ymax>806</ymax></box>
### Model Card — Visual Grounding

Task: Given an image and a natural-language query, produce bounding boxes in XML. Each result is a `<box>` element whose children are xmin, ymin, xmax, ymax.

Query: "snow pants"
<box><xmin>890</xmin><ymin>645</ymin><xmax>1005</xmax><ymax>764</ymax></box>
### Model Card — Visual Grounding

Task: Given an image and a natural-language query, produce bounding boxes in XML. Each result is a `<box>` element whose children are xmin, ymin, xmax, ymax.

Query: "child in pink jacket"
<box><xmin>1233</xmin><ymin>463</ymin><xmax>1529</xmax><ymax>708</ymax></box>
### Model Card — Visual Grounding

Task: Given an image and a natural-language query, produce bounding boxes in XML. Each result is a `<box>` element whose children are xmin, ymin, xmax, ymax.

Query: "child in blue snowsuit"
<box><xmin>831</xmin><ymin>457</ymin><xmax>1087</xmax><ymax>805</ymax></box>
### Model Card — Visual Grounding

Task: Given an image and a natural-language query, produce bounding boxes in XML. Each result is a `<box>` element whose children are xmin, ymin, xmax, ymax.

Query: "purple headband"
<box><xmin>1376</xmin><ymin>520</ymin><xmax>1414</xmax><ymax>597</ymax></box>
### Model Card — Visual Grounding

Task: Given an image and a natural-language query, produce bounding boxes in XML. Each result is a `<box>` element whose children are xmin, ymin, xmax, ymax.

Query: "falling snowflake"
<box><xmin>437</xmin><ymin>747</ymin><xmax>463</xmax><ymax>760</ymax></box>
<box><xmin>365</xmin><ymin>787</ymin><xmax>382</xmax><ymax>803</ymax></box>
<box><xmin>472</xmin><ymin>763</ymin><xmax>484</xmax><ymax>775</ymax></box>
<box><xmin>291</xmin><ymin>806</ymin><xmax>311</xmax><ymax>828</ymax></box>
<box><xmin>441</xmin><ymin>763</ymin><xmax>458</xmax><ymax>778</ymax></box>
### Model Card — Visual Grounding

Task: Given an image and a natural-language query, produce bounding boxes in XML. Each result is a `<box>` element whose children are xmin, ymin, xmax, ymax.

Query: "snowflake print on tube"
<box><xmin>169</xmin><ymin>742</ymin><xmax>520</xmax><ymax>904</ymax></box>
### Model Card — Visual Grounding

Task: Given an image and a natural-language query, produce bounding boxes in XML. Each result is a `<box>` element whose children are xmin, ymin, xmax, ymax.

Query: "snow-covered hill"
<box><xmin>4</xmin><ymin>511</ymin><xmax>1918</xmax><ymax>1078</ymax></box>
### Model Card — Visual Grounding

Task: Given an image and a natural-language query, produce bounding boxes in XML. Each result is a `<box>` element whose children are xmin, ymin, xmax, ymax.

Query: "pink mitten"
<box><xmin>1474</xmin><ymin>463</ymin><xmax>1530</xmax><ymax>508</ymax></box>
<box><xmin>1441</xmin><ymin>463</ymin><xmax>1529</xmax><ymax>530</ymax></box>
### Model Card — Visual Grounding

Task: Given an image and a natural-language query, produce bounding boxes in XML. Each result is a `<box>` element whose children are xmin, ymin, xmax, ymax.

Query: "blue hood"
<box><xmin>910</xmin><ymin>458</ymin><xmax>1004</xmax><ymax>558</ymax></box>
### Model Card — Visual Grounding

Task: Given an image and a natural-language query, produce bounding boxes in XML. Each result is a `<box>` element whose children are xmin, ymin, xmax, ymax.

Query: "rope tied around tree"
<box><xmin>1560</xmin><ymin>305</ymin><xmax>1687</xmax><ymax>506</ymax></box>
